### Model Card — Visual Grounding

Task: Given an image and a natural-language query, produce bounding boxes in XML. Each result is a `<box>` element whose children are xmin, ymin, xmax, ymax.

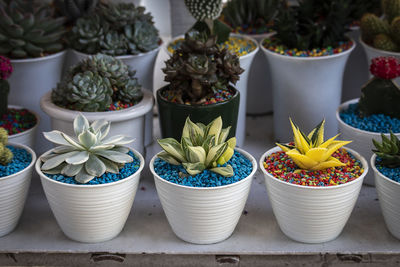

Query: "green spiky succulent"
<box><xmin>41</xmin><ymin>114</ymin><xmax>134</xmax><ymax>183</ymax></box>
<box><xmin>52</xmin><ymin>54</ymin><xmax>143</xmax><ymax>112</ymax></box>
<box><xmin>0</xmin><ymin>0</ymin><xmax>66</xmax><ymax>58</ymax></box>
<box><xmin>373</xmin><ymin>131</ymin><xmax>400</xmax><ymax>168</ymax></box>
<box><xmin>0</xmin><ymin>127</ymin><xmax>13</xmax><ymax>166</ymax></box>
<box><xmin>158</xmin><ymin>116</ymin><xmax>236</xmax><ymax>177</ymax></box>
<box><xmin>54</xmin><ymin>0</ymin><xmax>98</xmax><ymax>23</ymax></box>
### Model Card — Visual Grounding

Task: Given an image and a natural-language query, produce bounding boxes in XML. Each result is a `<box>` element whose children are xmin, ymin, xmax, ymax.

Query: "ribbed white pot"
<box><xmin>7</xmin><ymin>105</ymin><xmax>39</xmax><ymax>149</ymax></box>
<box><xmin>260</xmin><ymin>39</ymin><xmax>355</xmax><ymax>142</ymax></box>
<box><xmin>336</xmin><ymin>98</ymin><xmax>400</xmax><ymax>186</ymax></box>
<box><xmin>70</xmin><ymin>47</ymin><xmax>161</xmax><ymax>147</ymax></box>
<box><xmin>150</xmin><ymin>148</ymin><xmax>257</xmax><ymax>244</ymax></box>
<box><xmin>260</xmin><ymin>146</ymin><xmax>368</xmax><ymax>243</ymax></box>
<box><xmin>164</xmin><ymin>35</ymin><xmax>259</xmax><ymax>147</ymax></box>
<box><xmin>8</xmin><ymin>51</ymin><xmax>67</xmax><ymax>154</ymax></box>
<box><xmin>372</xmin><ymin>154</ymin><xmax>400</xmax><ymax>239</ymax></box>
<box><xmin>35</xmin><ymin>148</ymin><xmax>144</xmax><ymax>243</ymax></box>
<box><xmin>40</xmin><ymin>90</ymin><xmax>153</xmax><ymax>155</ymax></box>
<box><xmin>0</xmin><ymin>143</ymin><xmax>36</xmax><ymax>237</ymax></box>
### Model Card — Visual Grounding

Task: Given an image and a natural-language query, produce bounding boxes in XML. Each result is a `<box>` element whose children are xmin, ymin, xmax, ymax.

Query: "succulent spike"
<box><xmin>373</xmin><ymin>130</ymin><xmax>400</xmax><ymax>168</ymax></box>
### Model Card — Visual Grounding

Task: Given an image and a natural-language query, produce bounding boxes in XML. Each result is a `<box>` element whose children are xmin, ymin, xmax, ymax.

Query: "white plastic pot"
<box><xmin>150</xmin><ymin>147</ymin><xmax>257</xmax><ymax>244</ymax></box>
<box><xmin>7</xmin><ymin>105</ymin><xmax>39</xmax><ymax>149</ymax></box>
<box><xmin>0</xmin><ymin>143</ymin><xmax>36</xmax><ymax>237</ymax></box>
<box><xmin>372</xmin><ymin>154</ymin><xmax>400</xmax><ymax>240</ymax></box>
<box><xmin>40</xmin><ymin>90</ymin><xmax>153</xmax><ymax>155</ymax></box>
<box><xmin>260</xmin><ymin>39</ymin><xmax>355</xmax><ymax>142</ymax></box>
<box><xmin>260</xmin><ymin>146</ymin><xmax>368</xmax><ymax>243</ymax></box>
<box><xmin>8</xmin><ymin>51</ymin><xmax>67</xmax><ymax>154</ymax></box>
<box><xmin>35</xmin><ymin>148</ymin><xmax>144</xmax><ymax>243</ymax></box>
<box><xmin>336</xmin><ymin>98</ymin><xmax>400</xmax><ymax>186</ymax></box>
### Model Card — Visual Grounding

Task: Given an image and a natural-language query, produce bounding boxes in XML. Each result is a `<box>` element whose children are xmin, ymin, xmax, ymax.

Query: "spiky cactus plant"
<box><xmin>52</xmin><ymin>54</ymin><xmax>143</xmax><ymax>112</ymax></box>
<box><xmin>373</xmin><ymin>131</ymin><xmax>400</xmax><ymax>167</ymax></box>
<box><xmin>0</xmin><ymin>128</ymin><xmax>13</xmax><ymax>166</ymax></box>
<box><xmin>54</xmin><ymin>0</ymin><xmax>98</xmax><ymax>23</ymax></box>
<box><xmin>0</xmin><ymin>56</ymin><xmax>12</xmax><ymax>117</ymax></box>
<box><xmin>0</xmin><ymin>0</ymin><xmax>66</xmax><ymax>58</ymax></box>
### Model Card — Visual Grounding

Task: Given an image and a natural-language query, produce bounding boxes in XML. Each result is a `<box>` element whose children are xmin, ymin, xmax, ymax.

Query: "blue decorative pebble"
<box><xmin>340</xmin><ymin>103</ymin><xmax>400</xmax><ymax>133</ymax></box>
<box><xmin>0</xmin><ymin>146</ymin><xmax>32</xmax><ymax>178</ymax></box>
<box><xmin>154</xmin><ymin>151</ymin><xmax>253</xmax><ymax>187</ymax></box>
<box><xmin>45</xmin><ymin>151</ymin><xmax>140</xmax><ymax>185</ymax></box>
<box><xmin>376</xmin><ymin>157</ymin><xmax>400</xmax><ymax>183</ymax></box>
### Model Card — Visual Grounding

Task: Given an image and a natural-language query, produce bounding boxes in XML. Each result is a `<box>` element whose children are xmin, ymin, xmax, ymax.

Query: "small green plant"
<box><xmin>0</xmin><ymin>56</ymin><xmax>12</xmax><ymax>116</ymax></box>
<box><xmin>157</xmin><ymin>116</ymin><xmax>236</xmax><ymax>177</ymax></box>
<box><xmin>69</xmin><ymin>2</ymin><xmax>160</xmax><ymax>56</ymax></box>
<box><xmin>0</xmin><ymin>127</ymin><xmax>13</xmax><ymax>166</ymax></box>
<box><xmin>41</xmin><ymin>114</ymin><xmax>134</xmax><ymax>183</ymax></box>
<box><xmin>52</xmin><ymin>53</ymin><xmax>143</xmax><ymax>112</ymax></box>
<box><xmin>373</xmin><ymin>131</ymin><xmax>400</xmax><ymax>167</ymax></box>
<box><xmin>54</xmin><ymin>0</ymin><xmax>98</xmax><ymax>23</ymax></box>
<box><xmin>0</xmin><ymin>0</ymin><xmax>66</xmax><ymax>58</ymax></box>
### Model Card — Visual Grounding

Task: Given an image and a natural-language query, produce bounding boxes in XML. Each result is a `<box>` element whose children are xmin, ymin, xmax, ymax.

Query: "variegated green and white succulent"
<box><xmin>157</xmin><ymin>116</ymin><xmax>236</xmax><ymax>177</ymax></box>
<box><xmin>41</xmin><ymin>114</ymin><xmax>134</xmax><ymax>184</ymax></box>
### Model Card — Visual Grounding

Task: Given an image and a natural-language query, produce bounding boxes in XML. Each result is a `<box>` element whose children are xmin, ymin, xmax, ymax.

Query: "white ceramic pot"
<box><xmin>260</xmin><ymin>39</ymin><xmax>355</xmax><ymax>142</ymax></box>
<box><xmin>372</xmin><ymin>154</ymin><xmax>400</xmax><ymax>239</ymax></box>
<box><xmin>164</xmin><ymin>34</ymin><xmax>259</xmax><ymax>147</ymax></box>
<box><xmin>336</xmin><ymin>98</ymin><xmax>400</xmax><ymax>186</ymax></box>
<box><xmin>35</xmin><ymin>148</ymin><xmax>144</xmax><ymax>243</ymax></box>
<box><xmin>70</xmin><ymin>47</ymin><xmax>161</xmax><ymax>147</ymax></box>
<box><xmin>8</xmin><ymin>51</ymin><xmax>67</xmax><ymax>154</ymax></box>
<box><xmin>150</xmin><ymin>147</ymin><xmax>257</xmax><ymax>244</ymax></box>
<box><xmin>40</xmin><ymin>90</ymin><xmax>153</xmax><ymax>155</ymax></box>
<box><xmin>0</xmin><ymin>143</ymin><xmax>36</xmax><ymax>237</ymax></box>
<box><xmin>259</xmin><ymin>146</ymin><xmax>368</xmax><ymax>243</ymax></box>
<box><xmin>7</xmin><ymin>105</ymin><xmax>39</xmax><ymax>149</ymax></box>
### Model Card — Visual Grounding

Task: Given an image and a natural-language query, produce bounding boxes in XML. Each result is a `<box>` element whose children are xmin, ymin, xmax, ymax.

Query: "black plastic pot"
<box><xmin>0</xmin><ymin>80</ymin><xmax>9</xmax><ymax>116</ymax></box>
<box><xmin>157</xmin><ymin>86</ymin><xmax>240</xmax><ymax>140</ymax></box>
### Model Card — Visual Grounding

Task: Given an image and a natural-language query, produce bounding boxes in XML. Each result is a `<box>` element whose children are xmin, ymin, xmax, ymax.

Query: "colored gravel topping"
<box><xmin>262</xmin><ymin>38</ymin><xmax>354</xmax><ymax>57</ymax></box>
<box><xmin>375</xmin><ymin>157</ymin><xmax>400</xmax><ymax>183</ymax></box>
<box><xmin>168</xmin><ymin>36</ymin><xmax>257</xmax><ymax>57</ymax></box>
<box><xmin>161</xmin><ymin>87</ymin><xmax>234</xmax><ymax>105</ymax></box>
<box><xmin>263</xmin><ymin>148</ymin><xmax>364</xmax><ymax>186</ymax></box>
<box><xmin>0</xmin><ymin>146</ymin><xmax>32</xmax><ymax>178</ymax></box>
<box><xmin>340</xmin><ymin>103</ymin><xmax>400</xmax><ymax>133</ymax></box>
<box><xmin>63</xmin><ymin>101</ymin><xmax>134</xmax><ymax>112</ymax></box>
<box><xmin>154</xmin><ymin>150</ymin><xmax>253</xmax><ymax>187</ymax></box>
<box><xmin>0</xmin><ymin>108</ymin><xmax>37</xmax><ymax>135</ymax></box>
<box><xmin>45</xmin><ymin>151</ymin><xmax>140</xmax><ymax>185</ymax></box>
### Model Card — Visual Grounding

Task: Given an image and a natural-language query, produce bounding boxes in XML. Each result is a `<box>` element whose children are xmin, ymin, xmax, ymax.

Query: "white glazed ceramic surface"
<box><xmin>7</xmin><ymin>105</ymin><xmax>39</xmax><ymax>149</ymax></box>
<box><xmin>150</xmin><ymin>147</ymin><xmax>257</xmax><ymax>244</ymax></box>
<box><xmin>260</xmin><ymin>39</ymin><xmax>355</xmax><ymax>142</ymax></box>
<box><xmin>336</xmin><ymin>98</ymin><xmax>400</xmax><ymax>186</ymax></box>
<box><xmin>8</xmin><ymin>51</ymin><xmax>67</xmax><ymax>154</ymax></box>
<box><xmin>40</xmin><ymin>90</ymin><xmax>154</xmax><ymax>155</ymax></box>
<box><xmin>372</xmin><ymin>154</ymin><xmax>400</xmax><ymax>240</ymax></box>
<box><xmin>0</xmin><ymin>144</ymin><xmax>36</xmax><ymax>237</ymax></box>
<box><xmin>36</xmin><ymin>148</ymin><xmax>144</xmax><ymax>243</ymax></box>
<box><xmin>259</xmin><ymin>146</ymin><xmax>368</xmax><ymax>243</ymax></box>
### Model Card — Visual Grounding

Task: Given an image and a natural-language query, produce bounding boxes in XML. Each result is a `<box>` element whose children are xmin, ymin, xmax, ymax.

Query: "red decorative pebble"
<box><xmin>0</xmin><ymin>56</ymin><xmax>12</xmax><ymax>80</ymax></box>
<box><xmin>0</xmin><ymin>108</ymin><xmax>37</xmax><ymax>135</ymax></box>
<box><xmin>370</xmin><ymin>57</ymin><xmax>400</xmax><ymax>80</ymax></box>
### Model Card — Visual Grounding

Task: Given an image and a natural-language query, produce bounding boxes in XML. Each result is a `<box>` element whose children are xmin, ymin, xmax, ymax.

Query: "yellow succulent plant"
<box><xmin>276</xmin><ymin>119</ymin><xmax>352</xmax><ymax>171</ymax></box>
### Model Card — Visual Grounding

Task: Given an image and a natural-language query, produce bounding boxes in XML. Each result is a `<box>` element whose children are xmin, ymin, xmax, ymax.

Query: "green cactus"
<box><xmin>184</xmin><ymin>0</ymin><xmax>223</xmax><ymax>21</ymax></box>
<box><xmin>390</xmin><ymin>16</ymin><xmax>400</xmax><ymax>44</ymax></box>
<box><xmin>0</xmin><ymin>128</ymin><xmax>13</xmax><ymax>166</ymax></box>
<box><xmin>373</xmin><ymin>33</ymin><xmax>399</xmax><ymax>51</ymax></box>
<box><xmin>360</xmin><ymin>13</ymin><xmax>390</xmax><ymax>43</ymax></box>
<box><xmin>382</xmin><ymin>0</ymin><xmax>400</xmax><ymax>23</ymax></box>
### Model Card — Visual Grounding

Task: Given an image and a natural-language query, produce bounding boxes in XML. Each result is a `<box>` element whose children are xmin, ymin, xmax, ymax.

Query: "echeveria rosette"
<box><xmin>100</xmin><ymin>31</ymin><xmax>128</xmax><ymax>56</ymax></box>
<box><xmin>41</xmin><ymin>114</ymin><xmax>134</xmax><ymax>184</ymax></box>
<box><xmin>124</xmin><ymin>20</ymin><xmax>160</xmax><ymax>54</ymax></box>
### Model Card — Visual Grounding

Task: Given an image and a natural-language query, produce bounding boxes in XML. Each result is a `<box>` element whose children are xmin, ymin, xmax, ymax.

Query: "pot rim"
<box><xmin>40</xmin><ymin>89</ymin><xmax>154</xmax><ymax>123</ymax></box>
<box><xmin>371</xmin><ymin>153</ymin><xmax>400</xmax><ymax>187</ymax></box>
<box><xmin>9</xmin><ymin>50</ymin><xmax>67</xmax><ymax>63</ymax></box>
<box><xmin>359</xmin><ymin>36</ymin><xmax>400</xmax><ymax>56</ymax></box>
<box><xmin>35</xmin><ymin>147</ymin><xmax>144</xmax><ymax>188</ymax></box>
<box><xmin>7</xmin><ymin>105</ymin><xmax>40</xmax><ymax>139</ymax></box>
<box><xmin>260</xmin><ymin>36</ymin><xmax>356</xmax><ymax>61</ymax></box>
<box><xmin>259</xmin><ymin>146</ymin><xmax>368</xmax><ymax>190</ymax></box>
<box><xmin>336</xmin><ymin>98</ymin><xmax>400</xmax><ymax>135</ymax></box>
<box><xmin>150</xmin><ymin>147</ymin><xmax>257</xmax><ymax>190</ymax></box>
<box><xmin>0</xmin><ymin>143</ymin><xmax>36</xmax><ymax>181</ymax></box>
<box><xmin>156</xmin><ymin>85</ymin><xmax>239</xmax><ymax>109</ymax></box>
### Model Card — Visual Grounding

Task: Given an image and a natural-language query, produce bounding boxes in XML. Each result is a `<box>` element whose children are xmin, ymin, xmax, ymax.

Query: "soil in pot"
<box><xmin>0</xmin><ymin>146</ymin><xmax>32</xmax><ymax>178</ymax></box>
<box><xmin>0</xmin><ymin>108</ymin><xmax>37</xmax><ymax>136</ymax></box>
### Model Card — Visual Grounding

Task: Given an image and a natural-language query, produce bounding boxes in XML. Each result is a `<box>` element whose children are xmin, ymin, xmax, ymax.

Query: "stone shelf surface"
<box><xmin>1</xmin><ymin>115</ymin><xmax>400</xmax><ymax>267</ymax></box>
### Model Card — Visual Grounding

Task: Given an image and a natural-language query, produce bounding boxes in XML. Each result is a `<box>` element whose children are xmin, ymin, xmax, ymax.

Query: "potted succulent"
<box><xmin>259</xmin><ymin>119</ymin><xmax>368</xmax><ymax>243</ymax></box>
<box><xmin>54</xmin><ymin>0</ymin><xmax>98</xmax><ymax>25</ymax></box>
<box><xmin>0</xmin><ymin>0</ymin><xmax>67</xmax><ymax>153</ymax></box>
<box><xmin>150</xmin><ymin>116</ymin><xmax>257</xmax><ymax>244</ymax></box>
<box><xmin>260</xmin><ymin>0</ymin><xmax>355</xmax><ymax>141</ymax></box>
<box><xmin>337</xmin><ymin>56</ymin><xmax>400</xmax><ymax>185</ymax></box>
<box><xmin>40</xmin><ymin>54</ymin><xmax>153</xmax><ymax>155</ymax></box>
<box><xmin>371</xmin><ymin>132</ymin><xmax>400</xmax><ymax>240</ymax></box>
<box><xmin>0</xmin><ymin>128</ymin><xmax>36</xmax><ymax>237</ymax></box>
<box><xmin>35</xmin><ymin>114</ymin><xmax>144</xmax><ymax>243</ymax></box>
<box><xmin>0</xmin><ymin>56</ymin><xmax>39</xmax><ymax>148</ymax></box>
